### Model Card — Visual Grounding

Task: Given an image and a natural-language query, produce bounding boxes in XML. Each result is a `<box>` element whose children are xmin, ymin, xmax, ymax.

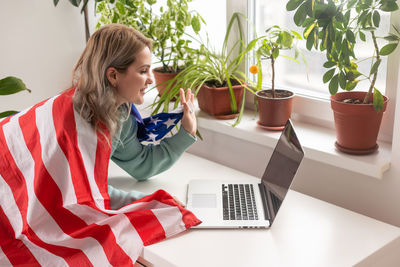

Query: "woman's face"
<box><xmin>114</xmin><ymin>46</ymin><xmax>153</xmax><ymax>106</ymax></box>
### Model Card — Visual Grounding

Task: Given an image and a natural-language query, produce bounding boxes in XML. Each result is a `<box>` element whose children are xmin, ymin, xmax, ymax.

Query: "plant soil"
<box><xmin>258</xmin><ymin>90</ymin><xmax>292</xmax><ymax>98</ymax></box>
<box><xmin>342</xmin><ymin>98</ymin><xmax>372</xmax><ymax>105</ymax></box>
<box><xmin>205</xmin><ymin>79</ymin><xmax>241</xmax><ymax>88</ymax></box>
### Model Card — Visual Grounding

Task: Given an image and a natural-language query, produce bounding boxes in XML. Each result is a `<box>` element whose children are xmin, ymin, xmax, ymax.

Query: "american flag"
<box><xmin>131</xmin><ymin>104</ymin><xmax>184</xmax><ymax>142</ymax></box>
<box><xmin>0</xmin><ymin>89</ymin><xmax>200</xmax><ymax>266</ymax></box>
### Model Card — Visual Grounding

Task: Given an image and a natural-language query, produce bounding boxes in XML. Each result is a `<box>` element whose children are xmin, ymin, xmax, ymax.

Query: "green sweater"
<box><xmin>108</xmin><ymin>114</ymin><xmax>196</xmax><ymax>209</ymax></box>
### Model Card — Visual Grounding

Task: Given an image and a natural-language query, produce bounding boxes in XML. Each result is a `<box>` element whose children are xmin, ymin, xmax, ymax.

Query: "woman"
<box><xmin>0</xmin><ymin>24</ymin><xmax>200</xmax><ymax>265</ymax></box>
<box><xmin>72</xmin><ymin>24</ymin><xmax>197</xmax><ymax>209</ymax></box>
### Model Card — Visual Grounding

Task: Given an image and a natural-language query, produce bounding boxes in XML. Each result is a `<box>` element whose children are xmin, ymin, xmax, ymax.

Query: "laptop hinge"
<box><xmin>258</xmin><ymin>183</ymin><xmax>271</xmax><ymax>221</ymax></box>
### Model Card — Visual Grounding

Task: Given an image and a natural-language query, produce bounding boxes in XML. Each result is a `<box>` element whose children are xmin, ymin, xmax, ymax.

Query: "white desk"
<box><xmin>108</xmin><ymin>153</ymin><xmax>400</xmax><ymax>267</ymax></box>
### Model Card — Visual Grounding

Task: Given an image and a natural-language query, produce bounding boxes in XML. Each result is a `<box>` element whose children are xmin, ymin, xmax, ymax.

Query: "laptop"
<box><xmin>186</xmin><ymin>119</ymin><xmax>304</xmax><ymax>228</ymax></box>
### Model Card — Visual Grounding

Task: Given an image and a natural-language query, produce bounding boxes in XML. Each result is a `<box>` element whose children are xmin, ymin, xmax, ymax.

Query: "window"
<box><xmin>244</xmin><ymin>0</ymin><xmax>399</xmax><ymax>142</ymax></box>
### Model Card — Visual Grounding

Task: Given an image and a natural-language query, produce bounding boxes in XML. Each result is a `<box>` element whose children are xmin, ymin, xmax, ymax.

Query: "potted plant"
<box><xmin>0</xmin><ymin>76</ymin><xmax>31</xmax><ymax>118</ymax></box>
<box><xmin>251</xmin><ymin>25</ymin><xmax>303</xmax><ymax>130</ymax></box>
<box><xmin>96</xmin><ymin>0</ymin><xmax>204</xmax><ymax>97</ymax></box>
<box><xmin>152</xmin><ymin>12</ymin><xmax>258</xmax><ymax>126</ymax></box>
<box><xmin>287</xmin><ymin>0</ymin><xmax>399</xmax><ymax>154</ymax></box>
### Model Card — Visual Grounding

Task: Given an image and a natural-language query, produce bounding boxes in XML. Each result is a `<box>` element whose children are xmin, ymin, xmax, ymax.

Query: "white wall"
<box><xmin>0</xmin><ymin>1</ymin><xmax>86</xmax><ymax>113</ymax></box>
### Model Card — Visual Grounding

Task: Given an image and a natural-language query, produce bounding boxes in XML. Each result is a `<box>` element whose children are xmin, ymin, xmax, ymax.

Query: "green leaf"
<box><xmin>191</xmin><ymin>16</ymin><xmax>201</xmax><ymax>33</ymax></box>
<box><xmin>304</xmin><ymin>22</ymin><xmax>316</xmax><ymax>38</ymax></box>
<box><xmin>281</xmin><ymin>31</ymin><xmax>293</xmax><ymax>47</ymax></box>
<box><xmin>345</xmin><ymin>80</ymin><xmax>358</xmax><ymax>91</ymax></box>
<box><xmin>379</xmin><ymin>43</ymin><xmax>398</xmax><ymax>55</ymax></box>
<box><xmin>339</xmin><ymin>71</ymin><xmax>346</xmax><ymax>89</ymax></box>
<box><xmin>0</xmin><ymin>110</ymin><xmax>18</xmax><ymax>118</ymax></box>
<box><xmin>306</xmin><ymin>29</ymin><xmax>315</xmax><ymax>50</ymax></box>
<box><xmin>116</xmin><ymin>2</ymin><xmax>126</xmax><ymax>15</ymax></box>
<box><xmin>323</xmin><ymin>61</ymin><xmax>336</xmax><ymax>68</ymax></box>
<box><xmin>384</xmin><ymin>34</ymin><xmax>400</xmax><ymax>42</ymax></box>
<box><xmin>53</xmin><ymin>0</ymin><xmax>60</xmax><ymax>6</ymax></box>
<box><xmin>359</xmin><ymin>31</ymin><xmax>366</xmax><ymax>41</ymax></box>
<box><xmin>346</xmin><ymin>29</ymin><xmax>355</xmax><ymax>43</ymax></box>
<box><xmin>0</xmin><ymin>76</ymin><xmax>30</xmax><ymax>95</ymax></box>
<box><xmin>294</xmin><ymin>3</ymin><xmax>307</xmax><ymax>26</ymax></box>
<box><xmin>286</xmin><ymin>0</ymin><xmax>303</xmax><ymax>11</ymax></box>
<box><xmin>68</xmin><ymin>0</ymin><xmax>81</xmax><ymax>7</ymax></box>
<box><xmin>373</xmin><ymin>88</ymin><xmax>384</xmax><ymax>112</ymax></box>
<box><xmin>272</xmin><ymin>48</ymin><xmax>280</xmax><ymax>59</ymax></box>
<box><xmin>323</xmin><ymin>68</ymin><xmax>335</xmax><ymax>83</ymax></box>
<box><xmin>373</xmin><ymin>10</ymin><xmax>380</xmax><ymax>27</ymax></box>
<box><xmin>380</xmin><ymin>1</ymin><xmax>399</xmax><ymax>12</ymax></box>
<box><xmin>370</xmin><ymin>59</ymin><xmax>381</xmax><ymax>76</ymax></box>
<box><xmin>329</xmin><ymin>74</ymin><xmax>339</xmax><ymax>95</ymax></box>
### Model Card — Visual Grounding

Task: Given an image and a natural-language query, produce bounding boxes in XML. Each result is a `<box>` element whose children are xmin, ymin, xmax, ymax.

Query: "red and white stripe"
<box><xmin>0</xmin><ymin>89</ymin><xmax>201</xmax><ymax>266</ymax></box>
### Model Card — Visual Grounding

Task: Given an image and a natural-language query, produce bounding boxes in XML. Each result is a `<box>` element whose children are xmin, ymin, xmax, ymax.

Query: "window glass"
<box><xmin>252</xmin><ymin>0</ymin><xmax>390</xmax><ymax>99</ymax></box>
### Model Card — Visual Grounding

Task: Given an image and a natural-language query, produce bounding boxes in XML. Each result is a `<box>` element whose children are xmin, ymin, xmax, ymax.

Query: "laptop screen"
<box><xmin>260</xmin><ymin>119</ymin><xmax>304</xmax><ymax>223</ymax></box>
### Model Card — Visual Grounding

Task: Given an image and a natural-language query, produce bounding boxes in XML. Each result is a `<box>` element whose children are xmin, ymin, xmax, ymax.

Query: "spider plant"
<box><xmin>151</xmin><ymin>12</ymin><xmax>259</xmax><ymax>126</ymax></box>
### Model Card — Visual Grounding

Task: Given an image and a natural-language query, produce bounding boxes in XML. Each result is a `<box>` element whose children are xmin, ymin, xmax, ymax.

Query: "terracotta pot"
<box><xmin>152</xmin><ymin>67</ymin><xmax>179</xmax><ymax>99</ymax></box>
<box><xmin>330</xmin><ymin>91</ymin><xmax>388</xmax><ymax>154</ymax></box>
<box><xmin>256</xmin><ymin>89</ymin><xmax>294</xmax><ymax>130</ymax></box>
<box><xmin>197</xmin><ymin>83</ymin><xmax>244</xmax><ymax>119</ymax></box>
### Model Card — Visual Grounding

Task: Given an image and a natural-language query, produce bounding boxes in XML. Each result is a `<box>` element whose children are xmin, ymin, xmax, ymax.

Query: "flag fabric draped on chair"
<box><xmin>0</xmin><ymin>89</ymin><xmax>201</xmax><ymax>266</ymax></box>
<box><xmin>130</xmin><ymin>104</ymin><xmax>184</xmax><ymax>142</ymax></box>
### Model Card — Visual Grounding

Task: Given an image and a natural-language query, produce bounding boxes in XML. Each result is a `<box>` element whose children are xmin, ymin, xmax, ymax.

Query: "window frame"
<box><xmin>237</xmin><ymin>0</ymin><xmax>399</xmax><ymax>143</ymax></box>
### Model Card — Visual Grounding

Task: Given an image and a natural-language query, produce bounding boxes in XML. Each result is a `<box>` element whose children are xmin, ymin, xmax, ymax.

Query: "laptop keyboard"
<box><xmin>222</xmin><ymin>184</ymin><xmax>258</xmax><ymax>220</ymax></box>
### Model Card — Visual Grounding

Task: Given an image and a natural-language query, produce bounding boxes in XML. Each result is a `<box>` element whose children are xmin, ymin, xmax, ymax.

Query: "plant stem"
<box><xmin>363</xmin><ymin>30</ymin><xmax>379</xmax><ymax>103</ymax></box>
<box><xmin>271</xmin><ymin>52</ymin><xmax>276</xmax><ymax>98</ymax></box>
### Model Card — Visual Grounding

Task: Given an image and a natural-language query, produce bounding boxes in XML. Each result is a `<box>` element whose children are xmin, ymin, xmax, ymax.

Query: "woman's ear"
<box><xmin>106</xmin><ymin>67</ymin><xmax>118</xmax><ymax>87</ymax></box>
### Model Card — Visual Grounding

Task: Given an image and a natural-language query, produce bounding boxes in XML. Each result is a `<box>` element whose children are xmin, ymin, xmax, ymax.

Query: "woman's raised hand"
<box><xmin>179</xmin><ymin>88</ymin><xmax>197</xmax><ymax>137</ymax></box>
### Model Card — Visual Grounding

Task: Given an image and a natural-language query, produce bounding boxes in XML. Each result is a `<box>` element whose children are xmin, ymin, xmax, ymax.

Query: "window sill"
<box><xmin>195</xmin><ymin>109</ymin><xmax>391</xmax><ymax>180</ymax></box>
<box><xmin>141</xmin><ymin>92</ymin><xmax>391</xmax><ymax>180</ymax></box>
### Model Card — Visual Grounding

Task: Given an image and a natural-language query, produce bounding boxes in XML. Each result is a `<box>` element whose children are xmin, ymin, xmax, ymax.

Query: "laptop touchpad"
<box><xmin>192</xmin><ymin>194</ymin><xmax>217</xmax><ymax>208</ymax></box>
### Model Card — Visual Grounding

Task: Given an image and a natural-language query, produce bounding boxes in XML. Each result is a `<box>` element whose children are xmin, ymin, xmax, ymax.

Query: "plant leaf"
<box><xmin>373</xmin><ymin>88</ymin><xmax>384</xmax><ymax>112</ymax></box>
<box><xmin>373</xmin><ymin>10</ymin><xmax>381</xmax><ymax>27</ymax></box>
<box><xmin>379</xmin><ymin>43</ymin><xmax>398</xmax><ymax>55</ymax></box>
<box><xmin>0</xmin><ymin>76</ymin><xmax>30</xmax><ymax>95</ymax></box>
<box><xmin>53</xmin><ymin>0</ymin><xmax>60</xmax><ymax>6</ymax></box>
<box><xmin>272</xmin><ymin>48</ymin><xmax>280</xmax><ymax>59</ymax></box>
<box><xmin>323</xmin><ymin>61</ymin><xmax>336</xmax><ymax>68</ymax></box>
<box><xmin>68</xmin><ymin>0</ymin><xmax>81</xmax><ymax>7</ymax></box>
<box><xmin>380</xmin><ymin>1</ymin><xmax>399</xmax><ymax>12</ymax></box>
<box><xmin>0</xmin><ymin>110</ymin><xmax>18</xmax><ymax>118</ymax></box>
<box><xmin>345</xmin><ymin>80</ymin><xmax>358</xmax><ymax>91</ymax></box>
<box><xmin>323</xmin><ymin>68</ymin><xmax>335</xmax><ymax>83</ymax></box>
<box><xmin>346</xmin><ymin>29</ymin><xmax>356</xmax><ymax>43</ymax></box>
<box><xmin>370</xmin><ymin>59</ymin><xmax>381</xmax><ymax>76</ymax></box>
<box><xmin>339</xmin><ymin>71</ymin><xmax>346</xmax><ymax>89</ymax></box>
<box><xmin>286</xmin><ymin>0</ymin><xmax>304</xmax><ymax>11</ymax></box>
<box><xmin>306</xmin><ymin>28</ymin><xmax>315</xmax><ymax>50</ymax></box>
<box><xmin>191</xmin><ymin>16</ymin><xmax>201</xmax><ymax>33</ymax></box>
<box><xmin>294</xmin><ymin>3</ymin><xmax>307</xmax><ymax>26</ymax></box>
<box><xmin>359</xmin><ymin>31</ymin><xmax>366</xmax><ymax>41</ymax></box>
<box><xmin>329</xmin><ymin>74</ymin><xmax>339</xmax><ymax>95</ymax></box>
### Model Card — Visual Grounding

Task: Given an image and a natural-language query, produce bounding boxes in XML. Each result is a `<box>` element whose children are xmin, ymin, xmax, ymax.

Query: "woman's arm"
<box><xmin>111</xmin><ymin>116</ymin><xmax>196</xmax><ymax>180</ymax></box>
<box><xmin>111</xmin><ymin>89</ymin><xmax>196</xmax><ymax>180</ymax></box>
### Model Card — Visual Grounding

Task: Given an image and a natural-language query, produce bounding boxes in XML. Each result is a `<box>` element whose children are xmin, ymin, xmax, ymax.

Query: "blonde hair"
<box><xmin>72</xmin><ymin>24</ymin><xmax>152</xmax><ymax>140</ymax></box>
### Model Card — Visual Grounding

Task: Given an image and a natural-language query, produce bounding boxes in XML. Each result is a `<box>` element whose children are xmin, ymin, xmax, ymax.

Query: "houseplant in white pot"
<box><xmin>252</xmin><ymin>25</ymin><xmax>303</xmax><ymax>130</ymax></box>
<box><xmin>287</xmin><ymin>0</ymin><xmax>399</xmax><ymax>154</ymax></box>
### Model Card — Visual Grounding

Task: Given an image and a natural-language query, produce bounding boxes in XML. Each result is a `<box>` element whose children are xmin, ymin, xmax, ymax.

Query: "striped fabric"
<box><xmin>0</xmin><ymin>89</ymin><xmax>201</xmax><ymax>266</ymax></box>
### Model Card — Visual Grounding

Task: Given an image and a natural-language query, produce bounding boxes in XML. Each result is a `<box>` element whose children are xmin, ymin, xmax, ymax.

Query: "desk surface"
<box><xmin>108</xmin><ymin>153</ymin><xmax>400</xmax><ymax>267</ymax></box>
